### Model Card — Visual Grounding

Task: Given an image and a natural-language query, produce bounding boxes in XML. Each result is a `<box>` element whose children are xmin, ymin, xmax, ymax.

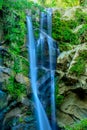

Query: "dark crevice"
<box><xmin>72</xmin><ymin>88</ymin><xmax>87</xmax><ymax>99</ymax></box>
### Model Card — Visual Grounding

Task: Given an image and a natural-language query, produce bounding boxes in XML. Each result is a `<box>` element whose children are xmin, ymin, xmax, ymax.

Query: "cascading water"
<box><xmin>47</xmin><ymin>37</ymin><xmax>56</xmax><ymax>130</ymax></box>
<box><xmin>26</xmin><ymin>8</ymin><xmax>59</xmax><ymax>130</ymax></box>
<box><xmin>26</xmin><ymin>16</ymin><xmax>52</xmax><ymax>130</ymax></box>
<box><xmin>47</xmin><ymin>8</ymin><xmax>56</xmax><ymax>130</ymax></box>
<box><xmin>47</xmin><ymin>8</ymin><xmax>52</xmax><ymax>36</ymax></box>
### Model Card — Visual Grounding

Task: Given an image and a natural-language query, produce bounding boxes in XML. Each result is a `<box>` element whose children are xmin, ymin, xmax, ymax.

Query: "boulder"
<box><xmin>15</xmin><ymin>73</ymin><xmax>30</xmax><ymax>87</ymax></box>
<box><xmin>15</xmin><ymin>73</ymin><xmax>31</xmax><ymax>95</ymax></box>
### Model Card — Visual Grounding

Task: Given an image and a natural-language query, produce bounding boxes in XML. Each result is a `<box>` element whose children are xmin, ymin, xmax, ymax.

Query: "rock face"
<box><xmin>56</xmin><ymin>43</ymin><xmax>87</xmax><ymax>128</ymax></box>
<box><xmin>52</xmin><ymin>7</ymin><xmax>87</xmax><ymax>128</ymax></box>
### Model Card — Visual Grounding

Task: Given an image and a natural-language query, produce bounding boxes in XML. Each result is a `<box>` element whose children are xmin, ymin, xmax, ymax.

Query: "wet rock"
<box><xmin>15</xmin><ymin>73</ymin><xmax>30</xmax><ymax>87</ymax></box>
<box><xmin>57</xmin><ymin>91</ymin><xmax>87</xmax><ymax>128</ymax></box>
<box><xmin>61</xmin><ymin>92</ymin><xmax>87</xmax><ymax>118</ymax></box>
<box><xmin>57</xmin><ymin>110</ymin><xmax>74</xmax><ymax>128</ymax></box>
<box><xmin>20</xmin><ymin>97</ymin><xmax>33</xmax><ymax>108</ymax></box>
<box><xmin>0</xmin><ymin>90</ymin><xmax>8</xmax><ymax>110</ymax></box>
<box><xmin>12</xmin><ymin>123</ymin><xmax>36</xmax><ymax>130</ymax></box>
<box><xmin>0</xmin><ymin>66</ymin><xmax>11</xmax><ymax>75</ymax></box>
<box><xmin>3</xmin><ymin>106</ymin><xmax>36</xmax><ymax>130</ymax></box>
<box><xmin>57</xmin><ymin>50</ymin><xmax>75</xmax><ymax>72</ymax></box>
<box><xmin>3</xmin><ymin>108</ymin><xmax>21</xmax><ymax>124</ymax></box>
<box><xmin>15</xmin><ymin>73</ymin><xmax>31</xmax><ymax>94</ymax></box>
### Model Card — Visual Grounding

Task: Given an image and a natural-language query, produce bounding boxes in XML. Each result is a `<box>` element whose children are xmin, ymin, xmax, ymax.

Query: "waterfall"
<box><xmin>47</xmin><ymin>8</ymin><xmax>56</xmax><ymax>130</ymax></box>
<box><xmin>47</xmin><ymin>8</ymin><xmax>52</xmax><ymax>36</ymax></box>
<box><xmin>47</xmin><ymin>37</ymin><xmax>56</xmax><ymax>130</ymax></box>
<box><xmin>26</xmin><ymin>16</ymin><xmax>52</xmax><ymax>130</ymax></box>
<box><xmin>26</xmin><ymin>8</ymin><xmax>58</xmax><ymax>130</ymax></box>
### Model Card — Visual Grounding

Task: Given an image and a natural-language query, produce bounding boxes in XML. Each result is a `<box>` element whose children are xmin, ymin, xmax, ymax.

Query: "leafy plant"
<box><xmin>63</xmin><ymin>0</ymin><xmax>79</xmax><ymax>7</ymax></box>
<box><xmin>77</xmin><ymin>24</ymin><xmax>87</xmax><ymax>43</ymax></box>
<box><xmin>65</xmin><ymin>118</ymin><xmax>87</xmax><ymax>130</ymax></box>
<box><xmin>55</xmin><ymin>77</ymin><xmax>64</xmax><ymax>106</ymax></box>
<box><xmin>70</xmin><ymin>51</ymin><xmax>87</xmax><ymax>76</ymax></box>
<box><xmin>52</xmin><ymin>11</ymin><xmax>79</xmax><ymax>50</ymax></box>
<box><xmin>7</xmin><ymin>76</ymin><xmax>26</xmax><ymax>99</ymax></box>
<box><xmin>75</xmin><ymin>9</ymin><xmax>87</xmax><ymax>25</ymax></box>
<box><xmin>0</xmin><ymin>0</ymin><xmax>3</xmax><ymax>9</ymax></box>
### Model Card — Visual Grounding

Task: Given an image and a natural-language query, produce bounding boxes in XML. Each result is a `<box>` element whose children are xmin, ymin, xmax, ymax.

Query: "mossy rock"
<box><xmin>70</xmin><ymin>50</ymin><xmax>87</xmax><ymax>76</ymax></box>
<box><xmin>52</xmin><ymin>7</ymin><xmax>87</xmax><ymax>52</ymax></box>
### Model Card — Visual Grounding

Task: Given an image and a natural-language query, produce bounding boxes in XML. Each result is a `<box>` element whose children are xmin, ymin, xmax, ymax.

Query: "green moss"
<box><xmin>55</xmin><ymin>77</ymin><xmax>64</xmax><ymax>106</ymax></box>
<box><xmin>52</xmin><ymin>11</ymin><xmax>79</xmax><ymax>49</ymax></box>
<box><xmin>70</xmin><ymin>59</ymin><xmax>85</xmax><ymax>76</ymax></box>
<box><xmin>6</xmin><ymin>53</ymin><xmax>29</xmax><ymax>99</ymax></box>
<box><xmin>52</xmin><ymin>9</ymin><xmax>87</xmax><ymax>51</ymax></box>
<box><xmin>7</xmin><ymin>76</ymin><xmax>26</xmax><ymax>99</ymax></box>
<box><xmin>77</xmin><ymin>24</ymin><xmax>87</xmax><ymax>43</ymax></box>
<box><xmin>75</xmin><ymin>8</ymin><xmax>87</xmax><ymax>25</ymax></box>
<box><xmin>21</xmin><ymin>58</ymin><xmax>29</xmax><ymax>76</ymax></box>
<box><xmin>70</xmin><ymin>51</ymin><xmax>87</xmax><ymax>76</ymax></box>
<box><xmin>65</xmin><ymin>118</ymin><xmax>87</xmax><ymax>130</ymax></box>
<box><xmin>3</xmin><ymin>0</ymin><xmax>43</xmax><ymax>49</ymax></box>
<box><xmin>59</xmin><ymin>42</ymin><xmax>73</xmax><ymax>52</ymax></box>
<box><xmin>19</xmin><ymin>117</ymin><xmax>24</xmax><ymax>123</ymax></box>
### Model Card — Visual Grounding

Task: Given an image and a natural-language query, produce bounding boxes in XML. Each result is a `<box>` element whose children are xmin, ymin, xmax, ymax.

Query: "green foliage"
<box><xmin>59</xmin><ymin>42</ymin><xmax>73</xmax><ymax>52</ymax></box>
<box><xmin>18</xmin><ymin>117</ymin><xmax>24</xmax><ymax>123</ymax></box>
<box><xmin>70</xmin><ymin>51</ymin><xmax>87</xmax><ymax>76</ymax></box>
<box><xmin>3</xmin><ymin>0</ymin><xmax>43</xmax><ymax>49</ymax></box>
<box><xmin>38</xmin><ymin>0</ymin><xmax>79</xmax><ymax>7</ymax></box>
<box><xmin>13</xmin><ymin>57</ymin><xmax>22</xmax><ymax>73</ymax></box>
<box><xmin>0</xmin><ymin>0</ymin><xmax>3</xmax><ymax>9</ymax></box>
<box><xmin>75</xmin><ymin>9</ymin><xmax>87</xmax><ymax>24</ymax></box>
<box><xmin>52</xmin><ymin>9</ymin><xmax>87</xmax><ymax>51</ymax></box>
<box><xmin>55</xmin><ymin>77</ymin><xmax>64</xmax><ymax>106</ymax></box>
<box><xmin>77</xmin><ymin>24</ymin><xmax>87</xmax><ymax>43</ymax></box>
<box><xmin>7</xmin><ymin>76</ymin><xmax>26</xmax><ymax>99</ymax></box>
<box><xmin>65</xmin><ymin>118</ymin><xmax>87</xmax><ymax>130</ymax></box>
<box><xmin>70</xmin><ymin>58</ymin><xmax>85</xmax><ymax>76</ymax></box>
<box><xmin>52</xmin><ymin>12</ymin><xmax>77</xmax><ymax>43</ymax></box>
<box><xmin>52</xmin><ymin>11</ymin><xmax>79</xmax><ymax>51</ymax></box>
<box><xmin>80</xmin><ymin>0</ymin><xmax>87</xmax><ymax>6</ymax></box>
<box><xmin>62</xmin><ymin>0</ymin><xmax>79</xmax><ymax>7</ymax></box>
<box><xmin>38</xmin><ymin>0</ymin><xmax>56</xmax><ymax>7</ymax></box>
<box><xmin>3</xmin><ymin>1</ymin><xmax>26</xmax><ymax>48</ymax></box>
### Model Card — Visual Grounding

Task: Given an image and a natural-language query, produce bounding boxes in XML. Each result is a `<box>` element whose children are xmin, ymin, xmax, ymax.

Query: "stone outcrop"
<box><xmin>56</xmin><ymin>43</ymin><xmax>87</xmax><ymax>128</ymax></box>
